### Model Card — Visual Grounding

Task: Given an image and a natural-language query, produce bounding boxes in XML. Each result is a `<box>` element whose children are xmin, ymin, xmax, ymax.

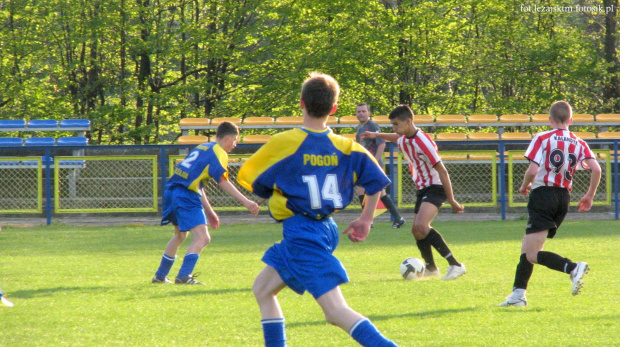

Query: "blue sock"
<box><xmin>177</xmin><ymin>253</ymin><xmax>199</xmax><ymax>278</ymax></box>
<box><xmin>155</xmin><ymin>254</ymin><xmax>176</xmax><ymax>279</ymax></box>
<box><xmin>261</xmin><ymin>318</ymin><xmax>286</xmax><ymax>347</ymax></box>
<box><xmin>350</xmin><ymin>318</ymin><xmax>398</xmax><ymax>347</ymax></box>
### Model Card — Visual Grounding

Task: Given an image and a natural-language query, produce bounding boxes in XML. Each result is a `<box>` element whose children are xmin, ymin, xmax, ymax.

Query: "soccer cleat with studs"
<box><xmin>570</xmin><ymin>262</ymin><xmax>589</xmax><ymax>296</ymax></box>
<box><xmin>498</xmin><ymin>293</ymin><xmax>527</xmax><ymax>307</ymax></box>
<box><xmin>441</xmin><ymin>263</ymin><xmax>466</xmax><ymax>280</ymax></box>
<box><xmin>151</xmin><ymin>276</ymin><xmax>172</xmax><ymax>284</ymax></box>
<box><xmin>392</xmin><ymin>218</ymin><xmax>406</xmax><ymax>229</ymax></box>
<box><xmin>423</xmin><ymin>267</ymin><xmax>441</xmax><ymax>278</ymax></box>
<box><xmin>175</xmin><ymin>273</ymin><xmax>204</xmax><ymax>285</ymax></box>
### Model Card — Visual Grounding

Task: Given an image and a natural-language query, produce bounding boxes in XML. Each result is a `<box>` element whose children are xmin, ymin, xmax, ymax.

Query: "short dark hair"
<box><xmin>388</xmin><ymin>105</ymin><xmax>414</xmax><ymax>121</ymax></box>
<box><xmin>549</xmin><ymin>101</ymin><xmax>572</xmax><ymax>124</ymax></box>
<box><xmin>216</xmin><ymin>121</ymin><xmax>239</xmax><ymax>140</ymax></box>
<box><xmin>356</xmin><ymin>103</ymin><xmax>370</xmax><ymax>112</ymax></box>
<box><xmin>301</xmin><ymin>72</ymin><xmax>340</xmax><ymax>118</ymax></box>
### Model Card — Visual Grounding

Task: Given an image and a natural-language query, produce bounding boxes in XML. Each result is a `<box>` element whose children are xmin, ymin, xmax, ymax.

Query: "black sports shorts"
<box><xmin>414</xmin><ymin>185</ymin><xmax>447</xmax><ymax>214</ymax></box>
<box><xmin>526</xmin><ymin>186</ymin><xmax>570</xmax><ymax>239</ymax></box>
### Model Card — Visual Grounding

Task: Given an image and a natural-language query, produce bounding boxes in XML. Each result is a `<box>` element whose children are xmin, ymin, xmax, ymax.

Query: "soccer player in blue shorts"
<box><xmin>238</xmin><ymin>72</ymin><xmax>398</xmax><ymax>347</ymax></box>
<box><xmin>152</xmin><ymin>121</ymin><xmax>260</xmax><ymax>285</ymax></box>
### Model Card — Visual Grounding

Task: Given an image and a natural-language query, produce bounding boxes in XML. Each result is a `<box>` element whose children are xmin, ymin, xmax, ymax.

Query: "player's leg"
<box><xmin>316</xmin><ymin>286</ymin><xmax>397</xmax><ymax>347</ymax></box>
<box><xmin>356</xmin><ymin>186</ymin><xmax>366</xmax><ymax>205</ymax></box>
<box><xmin>153</xmin><ymin>225</ymin><xmax>187</xmax><ymax>283</ymax></box>
<box><xmin>176</xmin><ymin>223</ymin><xmax>210</xmax><ymax>284</ymax></box>
<box><xmin>499</xmin><ymin>231</ymin><xmax>547</xmax><ymax>306</ymax></box>
<box><xmin>253</xmin><ymin>266</ymin><xmax>287</xmax><ymax>347</ymax></box>
<box><xmin>526</xmin><ymin>187</ymin><xmax>586</xmax><ymax>294</ymax></box>
<box><xmin>415</xmin><ymin>202</ymin><xmax>465</xmax><ymax>279</ymax></box>
<box><xmin>379</xmin><ymin>190</ymin><xmax>405</xmax><ymax>229</ymax></box>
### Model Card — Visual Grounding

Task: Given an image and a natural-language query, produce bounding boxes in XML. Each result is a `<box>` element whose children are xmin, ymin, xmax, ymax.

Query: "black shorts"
<box><xmin>414</xmin><ymin>185</ymin><xmax>447</xmax><ymax>214</ymax></box>
<box><xmin>526</xmin><ymin>186</ymin><xmax>570</xmax><ymax>238</ymax></box>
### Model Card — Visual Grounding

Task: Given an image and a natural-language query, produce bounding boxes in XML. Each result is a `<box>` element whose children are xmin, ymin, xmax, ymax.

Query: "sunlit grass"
<box><xmin>1</xmin><ymin>219</ymin><xmax>618</xmax><ymax>346</ymax></box>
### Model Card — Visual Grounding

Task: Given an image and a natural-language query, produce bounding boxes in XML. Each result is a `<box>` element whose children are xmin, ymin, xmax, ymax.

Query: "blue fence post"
<box><xmin>388</xmin><ymin>142</ymin><xmax>396</xmax><ymax>208</ymax></box>
<box><xmin>615</xmin><ymin>140</ymin><xmax>619</xmax><ymax>220</ymax></box>
<box><xmin>45</xmin><ymin>147</ymin><xmax>52</xmax><ymax>225</ymax></box>
<box><xmin>159</xmin><ymin>146</ymin><xmax>168</xmax><ymax>211</ymax></box>
<box><xmin>499</xmin><ymin>141</ymin><xmax>506</xmax><ymax>220</ymax></box>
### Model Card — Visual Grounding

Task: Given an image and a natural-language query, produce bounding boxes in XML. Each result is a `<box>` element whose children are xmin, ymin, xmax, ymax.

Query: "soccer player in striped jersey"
<box><xmin>238</xmin><ymin>72</ymin><xmax>398</xmax><ymax>347</ymax></box>
<box><xmin>499</xmin><ymin>101</ymin><xmax>601</xmax><ymax>306</ymax></box>
<box><xmin>152</xmin><ymin>122</ymin><xmax>260</xmax><ymax>285</ymax></box>
<box><xmin>361</xmin><ymin>105</ymin><xmax>466</xmax><ymax>280</ymax></box>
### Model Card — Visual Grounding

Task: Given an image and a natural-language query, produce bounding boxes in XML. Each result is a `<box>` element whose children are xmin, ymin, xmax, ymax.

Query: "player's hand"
<box><xmin>343</xmin><ymin>218</ymin><xmax>371</xmax><ymax>242</ymax></box>
<box><xmin>577</xmin><ymin>195</ymin><xmax>593</xmax><ymax>212</ymax></box>
<box><xmin>450</xmin><ymin>200</ymin><xmax>464</xmax><ymax>214</ymax></box>
<box><xmin>206</xmin><ymin>210</ymin><xmax>220</xmax><ymax>229</ymax></box>
<box><xmin>244</xmin><ymin>200</ymin><xmax>260</xmax><ymax>215</ymax></box>
<box><xmin>518</xmin><ymin>183</ymin><xmax>531</xmax><ymax>195</ymax></box>
<box><xmin>360</xmin><ymin>131</ymin><xmax>376</xmax><ymax>140</ymax></box>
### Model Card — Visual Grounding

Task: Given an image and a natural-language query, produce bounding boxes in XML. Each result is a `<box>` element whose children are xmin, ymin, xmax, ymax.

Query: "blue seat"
<box><xmin>0</xmin><ymin>138</ymin><xmax>23</xmax><ymax>146</ymax></box>
<box><xmin>25</xmin><ymin>137</ymin><xmax>56</xmax><ymax>146</ymax></box>
<box><xmin>28</xmin><ymin>119</ymin><xmax>59</xmax><ymax>128</ymax></box>
<box><xmin>57</xmin><ymin>137</ymin><xmax>88</xmax><ymax>146</ymax></box>
<box><xmin>0</xmin><ymin>120</ymin><xmax>26</xmax><ymax>128</ymax></box>
<box><xmin>60</xmin><ymin>119</ymin><xmax>90</xmax><ymax>128</ymax></box>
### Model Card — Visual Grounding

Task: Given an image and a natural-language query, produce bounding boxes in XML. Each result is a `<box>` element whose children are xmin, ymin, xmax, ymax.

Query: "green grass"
<box><xmin>1</xmin><ymin>219</ymin><xmax>619</xmax><ymax>346</ymax></box>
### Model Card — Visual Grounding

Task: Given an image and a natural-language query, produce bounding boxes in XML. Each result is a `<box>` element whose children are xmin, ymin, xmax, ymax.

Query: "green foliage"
<box><xmin>0</xmin><ymin>1</ymin><xmax>618</xmax><ymax>143</ymax></box>
<box><xmin>0</xmin><ymin>220</ymin><xmax>619</xmax><ymax>346</ymax></box>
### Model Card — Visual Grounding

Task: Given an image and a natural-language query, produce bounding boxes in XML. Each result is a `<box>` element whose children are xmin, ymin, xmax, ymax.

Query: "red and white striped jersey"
<box><xmin>525</xmin><ymin>129</ymin><xmax>594</xmax><ymax>191</ymax></box>
<box><xmin>397</xmin><ymin>130</ymin><xmax>442</xmax><ymax>190</ymax></box>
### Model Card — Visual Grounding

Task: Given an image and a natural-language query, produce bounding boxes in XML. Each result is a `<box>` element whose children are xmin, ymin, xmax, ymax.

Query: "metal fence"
<box><xmin>1</xmin><ymin>140</ymin><xmax>618</xmax><ymax>224</ymax></box>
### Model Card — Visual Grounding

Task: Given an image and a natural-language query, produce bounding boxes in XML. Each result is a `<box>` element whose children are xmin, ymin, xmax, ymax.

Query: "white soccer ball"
<box><xmin>400</xmin><ymin>257</ymin><xmax>425</xmax><ymax>280</ymax></box>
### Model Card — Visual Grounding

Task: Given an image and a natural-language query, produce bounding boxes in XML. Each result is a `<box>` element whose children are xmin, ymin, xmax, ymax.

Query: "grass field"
<box><xmin>1</xmin><ymin>218</ymin><xmax>619</xmax><ymax>346</ymax></box>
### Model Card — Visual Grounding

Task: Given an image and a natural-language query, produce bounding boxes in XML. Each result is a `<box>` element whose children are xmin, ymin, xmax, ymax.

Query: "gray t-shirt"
<box><xmin>356</xmin><ymin>120</ymin><xmax>386</xmax><ymax>167</ymax></box>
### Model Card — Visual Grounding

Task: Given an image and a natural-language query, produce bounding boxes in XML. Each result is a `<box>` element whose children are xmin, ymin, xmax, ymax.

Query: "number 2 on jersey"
<box><xmin>302</xmin><ymin>174</ymin><xmax>343</xmax><ymax>209</ymax></box>
<box><xmin>179</xmin><ymin>151</ymin><xmax>199</xmax><ymax>169</ymax></box>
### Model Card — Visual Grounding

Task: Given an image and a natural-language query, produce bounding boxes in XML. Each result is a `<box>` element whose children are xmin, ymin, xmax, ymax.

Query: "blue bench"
<box><xmin>0</xmin><ymin>138</ymin><xmax>23</xmax><ymax>146</ymax></box>
<box><xmin>0</xmin><ymin>136</ymin><xmax>87</xmax><ymax>169</ymax></box>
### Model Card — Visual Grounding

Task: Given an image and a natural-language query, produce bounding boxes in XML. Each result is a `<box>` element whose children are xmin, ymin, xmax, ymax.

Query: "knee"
<box><xmin>252</xmin><ymin>279</ymin><xmax>272</xmax><ymax>303</ymax></box>
<box><xmin>525</xmin><ymin>252</ymin><xmax>538</xmax><ymax>264</ymax></box>
<box><xmin>411</xmin><ymin>223</ymin><xmax>429</xmax><ymax>239</ymax></box>
<box><xmin>197</xmin><ymin>233</ymin><xmax>211</xmax><ymax>248</ymax></box>
<box><xmin>322</xmin><ymin>304</ymin><xmax>349</xmax><ymax>326</ymax></box>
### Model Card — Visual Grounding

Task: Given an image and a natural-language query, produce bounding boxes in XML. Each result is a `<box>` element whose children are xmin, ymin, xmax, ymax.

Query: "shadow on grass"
<box><xmin>147</xmin><ymin>287</ymin><xmax>251</xmax><ymax>299</ymax></box>
<box><xmin>287</xmin><ymin>307</ymin><xmax>477</xmax><ymax>328</ymax></box>
<box><xmin>11</xmin><ymin>286</ymin><xmax>107</xmax><ymax>299</ymax></box>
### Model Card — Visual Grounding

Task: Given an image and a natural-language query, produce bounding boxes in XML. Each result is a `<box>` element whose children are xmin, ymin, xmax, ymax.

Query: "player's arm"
<box><xmin>519</xmin><ymin>161</ymin><xmax>538</xmax><ymax>195</ymax></box>
<box><xmin>343</xmin><ymin>191</ymin><xmax>381</xmax><ymax>242</ymax></box>
<box><xmin>218</xmin><ymin>177</ymin><xmax>260</xmax><ymax>215</ymax></box>
<box><xmin>577</xmin><ymin>158</ymin><xmax>601</xmax><ymax>212</ymax></box>
<box><xmin>360</xmin><ymin>131</ymin><xmax>400</xmax><ymax>143</ymax></box>
<box><xmin>374</xmin><ymin>142</ymin><xmax>386</xmax><ymax>163</ymax></box>
<box><xmin>434</xmin><ymin>161</ymin><xmax>464</xmax><ymax>213</ymax></box>
<box><xmin>200</xmin><ymin>187</ymin><xmax>220</xmax><ymax>229</ymax></box>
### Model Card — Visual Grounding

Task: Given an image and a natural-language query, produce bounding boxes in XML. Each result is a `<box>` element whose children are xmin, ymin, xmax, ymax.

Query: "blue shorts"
<box><xmin>262</xmin><ymin>215</ymin><xmax>349</xmax><ymax>299</ymax></box>
<box><xmin>161</xmin><ymin>185</ymin><xmax>206</xmax><ymax>232</ymax></box>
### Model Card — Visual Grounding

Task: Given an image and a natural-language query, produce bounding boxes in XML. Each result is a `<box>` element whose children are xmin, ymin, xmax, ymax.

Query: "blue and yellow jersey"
<box><xmin>167</xmin><ymin>142</ymin><xmax>229</xmax><ymax>193</ymax></box>
<box><xmin>237</xmin><ymin>127</ymin><xmax>390</xmax><ymax>221</ymax></box>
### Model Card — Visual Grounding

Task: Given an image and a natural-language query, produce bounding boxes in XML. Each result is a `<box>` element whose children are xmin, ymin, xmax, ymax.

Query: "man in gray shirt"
<box><xmin>355</xmin><ymin>103</ymin><xmax>405</xmax><ymax>229</ymax></box>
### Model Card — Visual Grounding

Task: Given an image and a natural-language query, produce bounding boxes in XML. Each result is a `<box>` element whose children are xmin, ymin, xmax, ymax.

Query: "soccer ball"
<box><xmin>400</xmin><ymin>257</ymin><xmax>425</xmax><ymax>280</ymax></box>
